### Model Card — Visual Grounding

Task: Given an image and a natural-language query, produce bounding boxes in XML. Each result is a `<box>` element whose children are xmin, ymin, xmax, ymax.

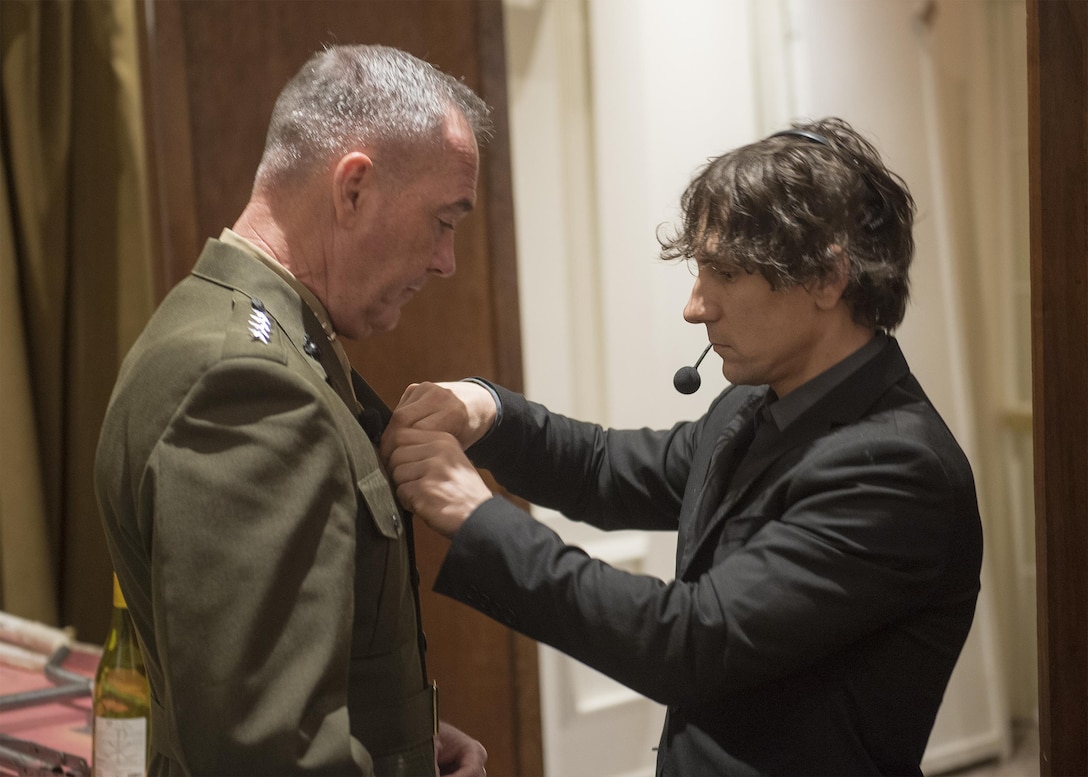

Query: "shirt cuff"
<box><xmin>460</xmin><ymin>377</ymin><xmax>503</xmax><ymax>447</ymax></box>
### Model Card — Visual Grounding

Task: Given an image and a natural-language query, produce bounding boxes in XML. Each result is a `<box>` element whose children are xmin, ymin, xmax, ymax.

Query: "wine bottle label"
<box><xmin>93</xmin><ymin>716</ymin><xmax>147</xmax><ymax>777</ymax></box>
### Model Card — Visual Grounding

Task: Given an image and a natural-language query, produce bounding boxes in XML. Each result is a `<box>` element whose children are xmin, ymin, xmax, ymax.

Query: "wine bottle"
<box><xmin>93</xmin><ymin>574</ymin><xmax>150</xmax><ymax>777</ymax></box>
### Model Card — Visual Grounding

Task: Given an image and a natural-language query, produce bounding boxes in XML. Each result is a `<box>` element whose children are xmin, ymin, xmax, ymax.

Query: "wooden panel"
<box><xmin>139</xmin><ymin>2</ymin><xmax>541</xmax><ymax>774</ymax></box>
<box><xmin>1028</xmin><ymin>1</ymin><xmax>1088</xmax><ymax>774</ymax></box>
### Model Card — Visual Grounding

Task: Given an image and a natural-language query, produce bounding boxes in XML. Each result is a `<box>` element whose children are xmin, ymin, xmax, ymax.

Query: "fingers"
<box><xmin>381</xmin><ymin>394</ymin><xmax>448</xmax><ymax>463</ymax></box>
<box><xmin>385</xmin><ymin>429</ymin><xmax>451</xmax><ymax>521</ymax></box>
<box><xmin>379</xmin><ymin>381</ymin><xmax>500</xmax><ymax>529</ymax></box>
<box><xmin>385</xmin><ymin>427</ymin><xmax>455</xmax><ymax>471</ymax></box>
<box><xmin>435</xmin><ymin>721</ymin><xmax>487</xmax><ymax>777</ymax></box>
<box><xmin>385</xmin><ymin>429</ymin><xmax>492</xmax><ymax>537</ymax></box>
<box><xmin>383</xmin><ymin>383</ymin><xmax>471</xmax><ymax>462</ymax></box>
<box><xmin>394</xmin><ymin>381</ymin><xmax>422</xmax><ymax>407</ymax></box>
<box><xmin>387</xmin><ymin>380</ymin><xmax>497</xmax><ymax>448</ymax></box>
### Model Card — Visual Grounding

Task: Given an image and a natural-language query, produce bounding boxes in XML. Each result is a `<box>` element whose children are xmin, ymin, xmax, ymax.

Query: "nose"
<box><xmin>429</xmin><ymin>237</ymin><xmax>456</xmax><ymax>278</ymax></box>
<box><xmin>683</xmin><ymin>273</ymin><xmax>713</xmax><ymax>324</ymax></box>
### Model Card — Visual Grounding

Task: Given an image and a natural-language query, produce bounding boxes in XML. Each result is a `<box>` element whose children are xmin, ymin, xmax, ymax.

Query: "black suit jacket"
<box><xmin>434</xmin><ymin>339</ymin><xmax>982</xmax><ymax>776</ymax></box>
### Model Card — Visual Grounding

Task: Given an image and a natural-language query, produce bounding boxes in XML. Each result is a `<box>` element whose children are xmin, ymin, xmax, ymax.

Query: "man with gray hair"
<box><xmin>96</xmin><ymin>44</ymin><xmax>490</xmax><ymax>776</ymax></box>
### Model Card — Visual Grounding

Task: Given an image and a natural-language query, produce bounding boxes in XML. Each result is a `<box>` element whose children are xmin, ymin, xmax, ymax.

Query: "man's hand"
<box><xmin>434</xmin><ymin>720</ymin><xmax>488</xmax><ymax>777</ymax></box>
<box><xmin>381</xmin><ymin>381</ymin><xmax>497</xmax><ymax>466</ymax></box>
<box><xmin>385</xmin><ymin>427</ymin><xmax>492</xmax><ymax>537</ymax></box>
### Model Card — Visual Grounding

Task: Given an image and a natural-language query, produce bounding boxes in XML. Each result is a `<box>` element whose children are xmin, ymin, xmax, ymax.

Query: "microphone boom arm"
<box><xmin>673</xmin><ymin>343</ymin><xmax>713</xmax><ymax>395</ymax></box>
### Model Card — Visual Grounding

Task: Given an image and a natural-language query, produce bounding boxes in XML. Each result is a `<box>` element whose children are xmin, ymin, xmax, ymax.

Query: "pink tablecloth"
<box><xmin>0</xmin><ymin>644</ymin><xmax>98</xmax><ymax>766</ymax></box>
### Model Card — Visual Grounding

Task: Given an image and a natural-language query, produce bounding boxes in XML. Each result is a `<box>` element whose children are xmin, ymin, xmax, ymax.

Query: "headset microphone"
<box><xmin>673</xmin><ymin>343</ymin><xmax>713</xmax><ymax>395</ymax></box>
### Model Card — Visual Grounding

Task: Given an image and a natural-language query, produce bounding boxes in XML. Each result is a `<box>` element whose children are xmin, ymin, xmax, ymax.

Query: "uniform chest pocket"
<box><xmin>357</xmin><ymin>468</ymin><xmax>403</xmax><ymax>539</ymax></box>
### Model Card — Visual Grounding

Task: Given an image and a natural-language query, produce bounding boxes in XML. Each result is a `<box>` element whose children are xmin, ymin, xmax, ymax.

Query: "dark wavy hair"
<box><xmin>659</xmin><ymin>117</ymin><xmax>916</xmax><ymax>330</ymax></box>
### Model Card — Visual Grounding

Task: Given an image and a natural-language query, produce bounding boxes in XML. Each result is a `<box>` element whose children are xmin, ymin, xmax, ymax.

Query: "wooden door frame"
<box><xmin>1029</xmin><ymin>1</ymin><xmax>1088</xmax><ymax>774</ymax></box>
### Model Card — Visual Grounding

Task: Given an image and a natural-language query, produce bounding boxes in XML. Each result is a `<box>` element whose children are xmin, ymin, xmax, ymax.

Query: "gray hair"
<box><xmin>254</xmin><ymin>44</ymin><xmax>492</xmax><ymax>188</ymax></box>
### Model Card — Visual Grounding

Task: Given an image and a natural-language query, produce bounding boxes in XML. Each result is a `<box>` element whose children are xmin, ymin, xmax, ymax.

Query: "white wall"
<box><xmin>587</xmin><ymin>0</ymin><xmax>750</xmax><ymax>430</ymax></box>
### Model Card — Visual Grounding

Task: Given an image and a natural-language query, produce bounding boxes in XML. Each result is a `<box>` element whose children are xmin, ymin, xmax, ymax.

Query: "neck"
<box><xmin>233</xmin><ymin>201</ymin><xmax>289</xmax><ymax>263</ymax></box>
<box><xmin>773</xmin><ymin>321</ymin><xmax>876</xmax><ymax>398</ymax></box>
<box><xmin>233</xmin><ymin>193</ymin><xmax>328</xmax><ymax>285</ymax></box>
<box><xmin>827</xmin><ymin>321</ymin><xmax>877</xmax><ymax>364</ymax></box>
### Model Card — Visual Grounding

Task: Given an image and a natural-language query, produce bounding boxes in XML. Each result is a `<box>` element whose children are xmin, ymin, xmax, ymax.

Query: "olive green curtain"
<box><xmin>1</xmin><ymin>0</ymin><xmax>154</xmax><ymax>642</ymax></box>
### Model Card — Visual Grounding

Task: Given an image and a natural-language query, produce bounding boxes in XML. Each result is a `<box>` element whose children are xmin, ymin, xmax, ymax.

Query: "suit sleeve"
<box><xmin>144</xmin><ymin>357</ymin><xmax>372</xmax><ymax>776</ymax></box>
<box><xmin>442</xmin><ymin>401</ymin><xmax>974</xmax><ymax>707</ymax></box>
<box><xmin>468</xmin><ymin>383</ymin><xmax>715</xmax><ymax>532</ymax></box>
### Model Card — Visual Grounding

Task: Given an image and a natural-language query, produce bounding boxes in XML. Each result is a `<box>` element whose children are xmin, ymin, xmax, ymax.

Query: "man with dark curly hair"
<box><xmin>383</xmin><ymin>118</ymin><xmax>982</xmax><ymax>776</ymax></box>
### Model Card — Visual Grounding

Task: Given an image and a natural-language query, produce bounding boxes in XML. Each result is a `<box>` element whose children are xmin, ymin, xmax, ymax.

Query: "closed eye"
<box><xmin>701</xmin><ymin>260</ymin><xmax>740</xmax><ymax>281</ymax></box>
<box><xmin>437</xmin><ymin>198</ymin><xmax>474</xmax><ymax>233</ymax></box>
<box><xmin>687</xmin><ymin>256</ymin><xmax>741</xmax><ymax>281</ymax></box>
<box><xmin>710</xmin><ymin>265</ymin><xmax>737</xmax><ymax>281</ymax></box>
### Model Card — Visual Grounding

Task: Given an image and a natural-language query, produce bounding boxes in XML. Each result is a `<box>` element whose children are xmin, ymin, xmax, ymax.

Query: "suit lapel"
<box><xmin>679</xmin><ymin>340</ymin><xmax>912</xmax><ymax>579</ymax></box>
<box><xmin>677</xmin><ymin>392</ymin><xmax>763</xmax><ymax>575</ymax></box>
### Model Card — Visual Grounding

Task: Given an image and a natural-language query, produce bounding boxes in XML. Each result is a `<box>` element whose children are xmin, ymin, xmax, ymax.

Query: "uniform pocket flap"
<box><xmin>357</xmin><ymin>468</ymin><xmax>403</xmax><ymax>540</ymax></box>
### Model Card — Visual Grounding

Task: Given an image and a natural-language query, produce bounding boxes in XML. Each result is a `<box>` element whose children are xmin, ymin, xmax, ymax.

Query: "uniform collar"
<box><xmin>219</xmin><ymin>229</ymin><xmax>338</xmax><ymax>341</ymax></box>
<box><xmin>219</xmin><ymin>228</ymin><xmax>359</xmax><ymax>412</ymax></box>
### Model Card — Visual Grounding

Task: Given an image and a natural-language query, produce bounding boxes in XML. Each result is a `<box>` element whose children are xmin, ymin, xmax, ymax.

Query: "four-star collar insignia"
<box><xmin>247</xmin><ymin>298</ymin><xmax>272</xmax><ymax>344</ymax></box>
<box><xmin>245</xmin><ymin>296</ymin><xmax>329</xmax><ymax>369</ymax></box>
<box><xmin>243</xmin><ymin>295</ymin><xmax>368</xmax><ymax>435</ymax></box>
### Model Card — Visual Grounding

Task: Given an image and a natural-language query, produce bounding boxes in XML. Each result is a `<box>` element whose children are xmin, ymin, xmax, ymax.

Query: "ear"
<box><xmin>810</xmin><ymin>244</ymin><xmax>851</xmax><ymax>311</ymax></box>
<box><xmin>332</xmin><ymin>151</ymin><xmax>374</xmax><ymax>226</ymax></box>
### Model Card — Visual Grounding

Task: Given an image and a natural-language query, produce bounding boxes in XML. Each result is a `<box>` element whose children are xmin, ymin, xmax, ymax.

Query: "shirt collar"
<box><xmin>763</xmin><ymin>332</ymin><xmax>888</xmax><ymax>432</ymax></box>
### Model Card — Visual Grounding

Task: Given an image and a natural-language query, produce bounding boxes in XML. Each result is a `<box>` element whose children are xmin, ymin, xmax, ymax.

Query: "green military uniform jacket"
<box><xmin>95</xmin><ymin>239</ymin><xmax>435</xmax><ymax>776</ymax></box>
